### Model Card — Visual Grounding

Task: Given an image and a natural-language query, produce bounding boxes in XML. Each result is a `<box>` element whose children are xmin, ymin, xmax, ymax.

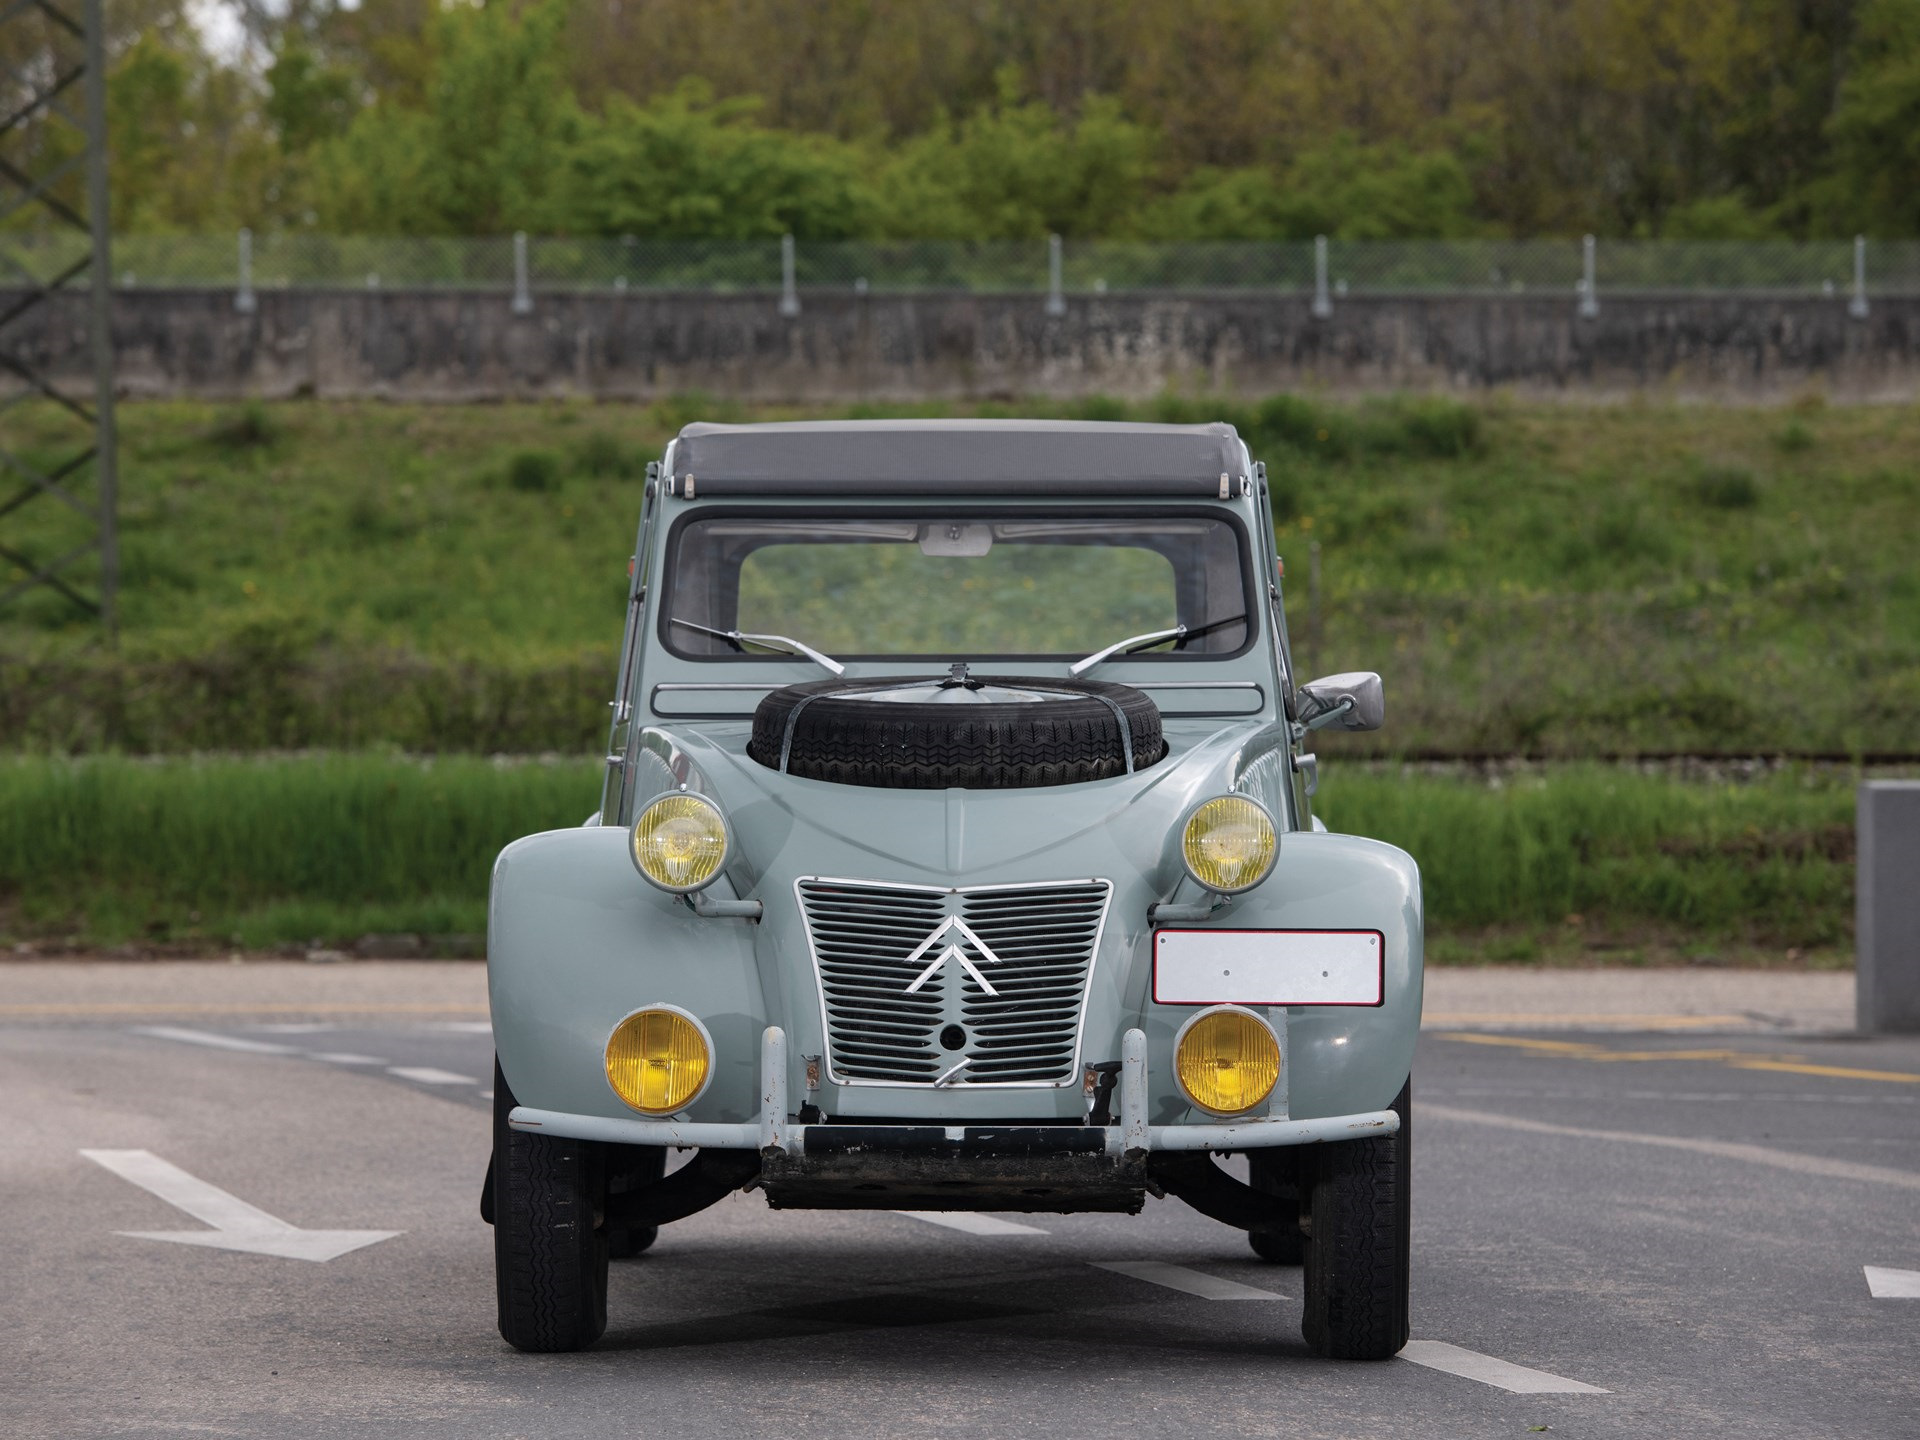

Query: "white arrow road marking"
<box><xmin>893</xmin><ymin>1211</ymin><xmax>1046</xmax><ymax>1235</ymax></box>
<box><xmin>1092</xmin><ymin>1260</ymin><xmax>1284</xmax><ymax>1300</ymax></box>
<box><xmin>81</xmin><ymin>1150</ymin><xmax>400</xmax><ymax>1262</ymax></box>
<box><xmin>387</xmin><ymin>1066</ymin><xmax>479</xmax><ymax>1085</ymax></box>
<box><xmin>1865</xmin><ymin>1265</ymin><xmax>1920</xmax><ymax>1297</ymax></box>
<box><xmin>132</xmin><ymin>1026</ymin><xmax>294</xmax><ymax>1055</ymax></box>
<box><xmin>1398</xmin><ymin>1340</ymin><xmax>1609</xmax><ymax>1394</ymax></box>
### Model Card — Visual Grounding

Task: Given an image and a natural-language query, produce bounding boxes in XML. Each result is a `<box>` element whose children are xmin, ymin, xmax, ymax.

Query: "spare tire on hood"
<box><xmin>747</xmin><ymin>673</ymin><xmax>1167</xmax><ymax>789</ymax></box>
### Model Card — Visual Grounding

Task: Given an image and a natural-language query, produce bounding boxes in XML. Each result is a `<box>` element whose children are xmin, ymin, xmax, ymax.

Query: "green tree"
<box><xmin>1136</xmin><ymin>137</ymin><xmax>1482</xmax><ymax>240</ymax></box>
<box><xmin>872</xmin><ymin>74</ymin><xmax>1156</xmax><ymax>238</ymax></box>
<box><xmin>1821</xmin><ymin>0</ymin><xmax>1920</xmax><ymax>234</ymax></box>
<box><xmin>309</xmin><ymin>0</ymin><xmax>578</xmax><ymax>233</ymax></box>
<box><xmin>560</xmin><ymin>83</ymin><xmax>873</xmax><ymax>239</ymax></box>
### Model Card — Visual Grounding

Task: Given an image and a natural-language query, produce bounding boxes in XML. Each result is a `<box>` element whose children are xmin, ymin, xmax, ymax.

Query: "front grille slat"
<box><xmin>798</xmin><ymin>876</ymin><xmax>1110</xmax><ymax>1087</ymax></box>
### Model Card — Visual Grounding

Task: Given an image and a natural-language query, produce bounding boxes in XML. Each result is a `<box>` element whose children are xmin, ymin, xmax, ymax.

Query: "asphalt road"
<box><xmin>3</xmin><ymin>985</ymin><xmax>1915</xmax><ymax>1439</ymax></box>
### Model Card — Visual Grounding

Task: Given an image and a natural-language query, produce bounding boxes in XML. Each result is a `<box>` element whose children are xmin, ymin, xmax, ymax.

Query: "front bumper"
<box><xmin>507</xmin><ymin>1025</ymin><xmax>1401</xmax><ymax>1158</ymax></box>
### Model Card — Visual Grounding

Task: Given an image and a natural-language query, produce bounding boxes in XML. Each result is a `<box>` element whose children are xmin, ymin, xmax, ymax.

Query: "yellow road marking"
<box><xmin>1423</xmin><ymin>1013</ymin><xmax>1752</xmax><ymax>1031</ymax></box>
<box><xmin>1434</xmin><ymin>1031</ymin><xmax>1920</xmax><ymax>1085</ymax></box>
<box><xmin>0</xmin><ymin>1002</ymin><xmax>488</xmax><ymax>1016</ymax></box>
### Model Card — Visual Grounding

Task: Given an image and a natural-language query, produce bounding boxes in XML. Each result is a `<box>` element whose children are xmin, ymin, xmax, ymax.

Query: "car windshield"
<box><xmin>661</xmin><ymin>511</ymin><xmax>1251</xmax><ymax>660</ymax></box>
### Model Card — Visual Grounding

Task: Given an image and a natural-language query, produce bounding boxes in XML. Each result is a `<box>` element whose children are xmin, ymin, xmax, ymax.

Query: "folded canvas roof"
<box><xmin>667</xmin><ymin>419</ymin><xmax>1249</xmax><ymax>496</ymax></box>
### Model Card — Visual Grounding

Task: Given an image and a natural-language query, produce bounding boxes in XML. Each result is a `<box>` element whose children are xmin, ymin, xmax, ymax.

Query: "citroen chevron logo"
<box><xmin>901</xmin><ymin>915</ymin><xmax>1003</xmax><ymax>997</ymax></box>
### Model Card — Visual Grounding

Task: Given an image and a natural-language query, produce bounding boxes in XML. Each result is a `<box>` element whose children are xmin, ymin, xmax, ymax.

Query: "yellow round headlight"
<box><xmin>630</xmin><ymin>793</ymin><xmax>728</xmax><ymax>892</ymax></box>
<box><xmin>1174</xmin><ymin>1006</ymin><xmax>1281</xmax><ymax>1115</ymax></box>
<box><xmin>605</xmin><ymin>1007</ymin><xmax>712</xmax><ymax>1114</ymax></box>
<box><xmin>1181</xmin><ymin>794</ymin><xmax>1277</xmax><ymax>893</ymax></box>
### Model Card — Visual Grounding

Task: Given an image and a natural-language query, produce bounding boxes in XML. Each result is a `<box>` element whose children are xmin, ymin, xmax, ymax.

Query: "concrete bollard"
<box><xmin>1857</xmin><ymin>780</ymin><xmax>1920</xmax><ymax>1033</ymax></box>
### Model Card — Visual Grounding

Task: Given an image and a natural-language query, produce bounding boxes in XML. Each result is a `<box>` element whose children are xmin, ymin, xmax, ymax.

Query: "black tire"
<box><xmin>747</xmin><ymin>674</ymin><xmax>1165</xmax><ymax>789</ymax></box>
<box><xmin>604</xmin><ymin>1143</ymin><xmax>666</xmax><ymax>1260</ymax></box>
<box><xmin>493</xmin><ymin>1060</ymin><xmax>609</xmax><ymax>1352</ymax></box>
<box><xmin>1300</xmin><ymin>1079</ymin><xmax>1411</xmax><ymax>1361</ymax></box>
<box><xmin>1246</xmin><ymin>1147</ymin><xmax>1305</xmax><ymax>1265</ymax></box>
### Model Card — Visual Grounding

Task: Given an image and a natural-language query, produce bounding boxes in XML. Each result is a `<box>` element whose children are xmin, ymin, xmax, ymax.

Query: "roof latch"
<box><xmin>1218</xmin><ymin>472</ymin><xmax>1231</xmax><ymax>500</ymax></box>
<box><xmin>684</xmin><ymin>474</ymin><xmax>696</xmax><ymax>499</ymax></box>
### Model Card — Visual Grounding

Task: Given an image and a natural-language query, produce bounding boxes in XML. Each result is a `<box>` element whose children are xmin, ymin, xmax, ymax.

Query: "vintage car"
<box><xmin>484</xmin><ymin>419</ymin><xmax>1420</xmax><ymax>1359</ymax></box>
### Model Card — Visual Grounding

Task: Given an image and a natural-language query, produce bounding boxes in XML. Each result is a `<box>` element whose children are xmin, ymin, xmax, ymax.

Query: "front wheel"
<box><xmin>493</xmin><ymin>1060</ymin><xmax>609</xmax><ymax>1352</ymax></box>
<box><xmin>1300</xmin><ymin>1078</ymin><xmax>1411</xmax><ymax>1361</ymax></box>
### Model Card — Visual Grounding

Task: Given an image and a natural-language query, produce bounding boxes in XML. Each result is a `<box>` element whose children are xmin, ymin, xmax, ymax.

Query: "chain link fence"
<box><xmin>5</xmin><ymin>231</ymin><xmax>1919</xmax><ymax>300</ymax></box>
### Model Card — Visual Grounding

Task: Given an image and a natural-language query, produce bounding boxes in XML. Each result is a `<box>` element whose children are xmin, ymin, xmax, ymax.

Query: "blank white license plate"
<box><xmin>1153</xmin><ymin>929</ymin><xmax>1384</xmax><ymax>1006</ymax></box>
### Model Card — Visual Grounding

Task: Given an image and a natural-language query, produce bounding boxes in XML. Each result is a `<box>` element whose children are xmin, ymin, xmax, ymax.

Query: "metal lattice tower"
<box><xmin>0</xmin><ymin>0</ymin><xmax>116</xmax><ymax>634</ymax></box>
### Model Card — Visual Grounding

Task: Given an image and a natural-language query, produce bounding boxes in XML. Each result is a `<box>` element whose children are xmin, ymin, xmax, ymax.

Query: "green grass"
<box><xmin>0</xmin><ymin>755</ymin><xmax>1860</xmax><ymax>963</ymax></box>
<box><xmin>1315</xmin><ymin>764</ymin><xmax>1858</xmax><ymax>966</ymax></box>
<box><xmin>0</xmin><ymin>754</ymin><xmax>599</xmax><ymax>950</ymax></box>
<box><xmin>3</xmin><ymin>392</ymin><xmax>1919</xmax><ymax>755</ymax></box>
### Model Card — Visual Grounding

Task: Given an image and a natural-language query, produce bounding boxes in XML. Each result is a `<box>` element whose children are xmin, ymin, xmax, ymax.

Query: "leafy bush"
<box><xmin>571</xmin><ymin>430</ymin><xmax>638</xmax><ymax>479</ymax></box>
<box><xmin>1774</xmin><ymin>421</ymin><xmax>1816</xmax><ymax>455</ymax></box>
<box><xmin>507</xmin><ymin>450</ymin><xmax>562</xmax><ymax>492</ymax></box>
<box><xmin>1694</xmin><ymin>465</ymin><xmax>1761</xmax><ymax>509</ymax></box>
<box><xmin>205</xmin><ymin>402</ymin><xmax>283</xmax><ymax>451</ymax></box>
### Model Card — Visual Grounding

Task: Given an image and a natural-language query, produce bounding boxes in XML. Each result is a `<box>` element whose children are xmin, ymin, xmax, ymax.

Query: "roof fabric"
<box><xmin>669</xmin><ymin>419</ymin><xmax>1247</xmax><ymax>495</ymax></box>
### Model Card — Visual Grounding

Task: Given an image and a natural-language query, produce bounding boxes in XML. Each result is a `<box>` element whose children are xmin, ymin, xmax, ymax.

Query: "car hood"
<box><xmin>635</xmin><ymin>720</ymin><xmax>1275</xmax><ymax>896</ymax></box>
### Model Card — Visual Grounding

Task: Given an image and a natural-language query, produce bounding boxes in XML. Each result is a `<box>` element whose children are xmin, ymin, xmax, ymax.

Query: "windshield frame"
<box><xmin>654</xmin><ymin>502</ymin><xmax>1262</xmax><ymax>666</ymax></box>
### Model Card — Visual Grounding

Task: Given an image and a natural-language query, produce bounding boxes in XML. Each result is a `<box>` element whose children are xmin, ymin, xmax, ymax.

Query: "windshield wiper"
<box><xmin>1068</xmin><ymin>613</ymin><xmax>1253</xmax><ymax>676</ymax></box>
<box><xmin>670</xmin><ymin>617</ymin><xmax>845</xmax><ymax>676</ymax></box>
<box><xmin>1069</xmin><ymin>625</ymin><xmax>1187</xmax><ymax>676</ymax></box>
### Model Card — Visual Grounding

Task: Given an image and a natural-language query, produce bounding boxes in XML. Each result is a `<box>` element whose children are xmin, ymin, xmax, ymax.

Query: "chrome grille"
<box><xmin>796</xmin><ymin>877</ymin><xmax>1112</xmax><ymax>1087</ymax></box>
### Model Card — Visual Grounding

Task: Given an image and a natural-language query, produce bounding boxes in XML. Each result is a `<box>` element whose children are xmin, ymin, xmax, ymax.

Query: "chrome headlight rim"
<box><xmin>1171</xmin><ymin>1003</ymin><xmax>1282</xmax><ymax>1116</ymax></box>
<box><xmin>603</xmin><ymin>1002</ymin><xmax>717</xmax><ymax>1115</ymax></box>
<box><xmin>628</xmin><ymin>789</ymin><xmax>732</xmax><ymax>894</ymax></box>
<box><xmin>1177</xmin><ymin>791</ymin><xmax>1279</xmax><ymax>895</ymax></box>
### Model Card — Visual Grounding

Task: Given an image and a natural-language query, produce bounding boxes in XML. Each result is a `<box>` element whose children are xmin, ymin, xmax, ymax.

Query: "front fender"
<box><xmin>488</xmin><ymin>827</ymin><xmax>767</xmax><ymax>1122</ymax></box>
<box><xmin>1143</xmin><ymin>830</ymin><xmax>1422</xmax><ymax>1121</ymax></box>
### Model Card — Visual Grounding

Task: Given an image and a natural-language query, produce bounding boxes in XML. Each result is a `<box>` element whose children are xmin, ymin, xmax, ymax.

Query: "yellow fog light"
<box><xmin>630</xmin><ymin>792</ymin><xmax>729</xmax><ymax>893</ymax></box>
<box><xmin>1174</xmin><ymin>1006</ymin><xmax>1280</xmax><ymax>1115</ymax></box>
<box><xmin>1181</xmin><ymin>794</ymin><xmax>1277</xmax><ymax>894</ymax></box>
<box><xmin>605</xmin><ymin>1007</ymin><xmax>712</xmax><ymax>1114</ymax></box>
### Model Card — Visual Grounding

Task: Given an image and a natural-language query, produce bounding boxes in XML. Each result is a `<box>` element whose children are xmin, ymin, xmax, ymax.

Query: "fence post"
<box><xmin>234</xmin><ymin>228</ymin><xmax>255</xmax><ymax>314</ymax></box>
<box><xmin>1850</xmin><ymin>235</ymin><xmax>1870</xmax><ymax>320</ymax></box>
<box><xmin>1578</xmin><ymin>234</ymin><xmax>1599</xmax><ymax>319</ymax></box>
<box><xmin>1312</xmin><ymin>235</ymin><xmax>1332</xmax><ymax>319</ymax></box>
<box><xmin>1045</xmin><ymin>234</ymin><xmax>1067</xmax><ymax>317</ymax></box>
<box><xmin>1858</xmin><ymin>781</ymin><xmax>1920</xmax><ymax>1033</ymax></box>
<box><xmin>779</xmin><ymin>234</ymin><xmax>801</xmax><ymax>317</ymax></box>
<box><xmin>1306</xmin><ymin>539</ymin><xmax>1322</xmax><ymax>676</ymax></box>
<box><xmin>512</xmin><ymin>232</ymin><xmax>532</xmax><ymax>315</ymax></box>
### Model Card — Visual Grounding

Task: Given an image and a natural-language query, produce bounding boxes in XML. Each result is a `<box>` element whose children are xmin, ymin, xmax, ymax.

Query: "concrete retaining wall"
<box><xmin>6</xmin><ymin>287</ymin><xmax>1918</xmax><ymax>402</ymax></box>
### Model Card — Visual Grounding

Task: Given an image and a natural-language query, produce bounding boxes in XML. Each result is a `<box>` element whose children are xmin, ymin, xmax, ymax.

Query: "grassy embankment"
<box><xmin>0</xmin><ymin>393</ymin><xmax>1906</xmax><ymax>961</ymax></box>
<box><xmin>0</xmin><ymin>756</ymin><xmax>1857</xmax><ymax>967</ymax></box>
<box><xmin>3</xmin><ymin>394</ymin><xmax>1917</xmax><ymax>755</ymax></box>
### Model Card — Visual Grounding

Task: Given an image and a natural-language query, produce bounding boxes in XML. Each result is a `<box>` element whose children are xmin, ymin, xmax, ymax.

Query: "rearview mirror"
<box><xmin>1296</xmin><ymin>672</ymin><xmax>1384</xmax><ymax>732</ymax></box>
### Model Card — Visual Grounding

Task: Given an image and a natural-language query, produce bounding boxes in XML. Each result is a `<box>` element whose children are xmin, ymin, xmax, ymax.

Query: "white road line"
<box><xmin>430</xmin><ymin>1021</ymin><xmax>494</xmax><ymax>1034</ymax></box>
<box><xmin>133</xmin><ymin>1026</ymin><xmax>294</xmax><ymax>1055</ymax></box>
<box><xmin>1399</xmin><ymin>1340</ymin><xmax>1609</xmax><ymax>1394</ymax></box>
<box><xmin>1423</xmin><ymin>1102</ymin><xmax>1920</xmax><ymax>1191</ymax></box>
<box><xmin>253</xmin><ymin>1023</ymin><xmax>336</xmax><ymax>1035</ymax></box>
<box><xmin>387</xmin><ymin>1066</ymin><xmax>479</xmax><ymax>1085</ymax></box>
<box><xmin>81</xmin><ymin>1150</ymin><xmax>399</xmax><ymax>1262</ymax></box>
<box><xmin>893</xmin><ymin>1211</ymin><xmax>1046</xmax><ymax>1235</ymax></box>
<box><xmin>1092</xmin><ymin>1260</ymin><xmax>1284</xmax><ymax>1300</ymax></box>
<box><xmin>478</xmin><ymin>1090</ymin><xmax>494</xmax><ymax>1101</ymax></box>
<box><xmin>1864</xmin><ymin>1265</ymin><xmax>1920</xmax><ymax>1298</ymax></box>
<box><xmin>308</xmin><ymin>1052</ymin><xmax>387</xmax><ymax>1066</ymax></box>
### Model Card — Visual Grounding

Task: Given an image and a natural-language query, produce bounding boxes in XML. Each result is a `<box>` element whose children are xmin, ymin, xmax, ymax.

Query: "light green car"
<box><xmin>485</xmin><ymin>419</ymin><xmax>1421</xmax><ymax>1358</ymax></box>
